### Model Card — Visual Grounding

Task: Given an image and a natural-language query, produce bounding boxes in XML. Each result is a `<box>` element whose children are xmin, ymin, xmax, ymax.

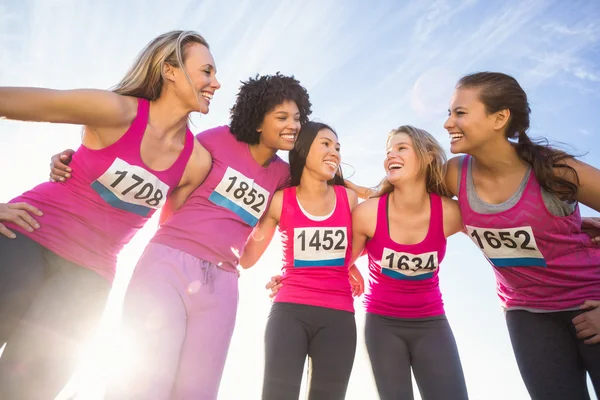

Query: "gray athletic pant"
<box><xmin>365</xmin><ymin>312</ymin><xmax>469</xmax><ymax>400</ymax></box>
<box><xmin>506</xmin><ymin>309</ymin><xmax>600</xmax><ymax>400</ymax></box>
<box><xmin>262</xmin><ymin>302</ymin><xmax>357</xmax><ymax>400</ymax></box>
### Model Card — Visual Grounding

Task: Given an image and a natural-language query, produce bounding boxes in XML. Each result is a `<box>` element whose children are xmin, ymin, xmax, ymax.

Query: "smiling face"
<box><xmin>443</xmin><ymin>87</ymin><xmax>502</xmax><ymax>155</ymax></box>
<box><xmin>303</xmin><ymin>128</ymin><xmax>341</xmax><ymax>182</ymax></box>
<box><xmin>385</xmin><ymin>132</ymin><xmax>426</xmax><ymax>186</ymax></box>
<box><xmin>166</xmin><ymin>42</ymin><xmax>221</xmax><ymax>114</ymax></box>
<box><xmin>257</xmin><ymin>99</ymin><xmax>301</xmax><ymax>151</ymax></box>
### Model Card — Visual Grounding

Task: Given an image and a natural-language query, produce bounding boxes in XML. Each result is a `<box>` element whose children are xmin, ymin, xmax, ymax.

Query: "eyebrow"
<box><xmin>322</xmin><ymin>137</ymin><xmax>341</xmax><ymax>146</ymax></box>
<box><xmin>203</xmin><ymin>64</ymin><xmax>217</xmax><ymax>73</ymax></box>
<box><xmin>274</xmin><ymin>111</ymin><xmax>301</xmax><ymax>116</ymax></box>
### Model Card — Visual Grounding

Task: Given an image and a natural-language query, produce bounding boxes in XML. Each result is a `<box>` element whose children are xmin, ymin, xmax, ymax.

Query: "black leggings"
<box><xmin>365</xmin><ymin>312</ymin><xmax>468</xmax><ymax>400</ymax></box>
<box><xmin>506</xmin><ymin>309</ymin><xmax>600</xmax><ymax>400</ymax></box>
<box><xmin>0</xmin><ymin>233</ymin><xmax>110</xmax><ymax>400</ymax></box>
<box><xmin>262</xmin><ymin>302</ymin><xmax>357</xmax><ymax>400</ymax></box>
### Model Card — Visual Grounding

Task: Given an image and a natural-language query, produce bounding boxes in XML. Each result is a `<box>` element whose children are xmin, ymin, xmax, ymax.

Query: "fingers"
<box><xmin>584</xmin><ymin>334</ymin><xmax>600</xmax><ymax>345</ymax></box>
<box><xmin>49</xmin><ymin>151</ymin><xmax>74</xmax><ymax>182</ymax></box>
<box><xmin>268</xmin><ymin>283</ymin><xmax>282</xmax><ymax>298</ymax></box>
<box><xmin>265</xmin><ymin>275</ymin><xmax>282</xmax><ymax>290</ymax></box>
<box><xmin>582</xmin><ymin>217</ymin><xmax>600</xmax><ymax>229</ymax></box>
<box><xmin>572</xmin><ymin>314</ymin><xmax>586</xmax><ymax>325</ymax></box>
<box><xmin>576</xmin><ymin>327</ymin><xmax>594</xmax><ymax>340</ymax></box>
<box><xmin>3</xmin><ymin>203</ymin><xmax>42</xmax><ymax>232</ymax></box>
<box><xmin>11</xmin><ymin>202</ymin><xmax>43</xmax><ymax>216</ymax></box>
<box><xmin>0</xmin><ymin>222</ymin><xmax>16</xmax><ymax>239</ymax></box>
<box><xmin>580</xmin><ymin>300</ymin><xmax>600</xmax><ymax>310</ymax></box>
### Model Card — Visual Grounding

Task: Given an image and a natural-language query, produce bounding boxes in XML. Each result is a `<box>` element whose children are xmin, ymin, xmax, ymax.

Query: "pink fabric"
<box><xmin>105</xmin><ymin>243</ymin><xmax>239</xmax><ymax>400</ymax></box>
<box><xmin>152</xmin><ymin>125</ymin><xmax>290</xmax><ymax>270</ymax></box>
<box><xmin>7</xmin><ymin>98</ymin><xmax>193</xmax><ymax>282</ymax></box>
<box><xmin>274</xmin><ymin>185</ymin><xmax>354</xmax><ymax>313</ymax></box>
<box><xmin>364</xmin><ymin>193</ymin><xmax>446</xmax><ymax>318</ymax></box>
<box><xmin>458</xmin><ymin>155</ymin><xmax>600</xmax><ymax>310</ymax></box>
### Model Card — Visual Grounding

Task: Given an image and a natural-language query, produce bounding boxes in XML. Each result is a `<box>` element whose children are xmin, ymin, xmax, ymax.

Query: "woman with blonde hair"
<box><xmin>349</xmin><ymin>126</ymin><xmax>468</xmax><ymax>400</ymax></box>
<box><xmin>0</xmin><ymin>30</ymin><xmax>219</xmax><ymax>399</ymax></box>
<box><xmin>50</xmin><ymin>72</ymin><xmax>312</xmax><ymax>399</ymax></box>
<box><xmin>268</xmin><ymin>126</ymin><xmax>469</xmax><ymax>399</ymax></box>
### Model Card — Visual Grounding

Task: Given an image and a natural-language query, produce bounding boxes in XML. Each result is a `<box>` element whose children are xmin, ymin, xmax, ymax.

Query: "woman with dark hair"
<box><xmin>267</xmin><ymin>125</ymin><xmax>469</xmax><ymax>400</ymax></box>
<box><xmin>240</xmin><ymin>121</ymin><xmax>361</xmax><ymax>400</ymax></box>
<box><xmin>444</xmin><ymin>71</ymin><xmax>600</xmax><ymax>399</ymax></box>
<box><xmin>50</xmin><ymin>72</ymin><xmax>312</xmax><ymax>399</ymax></box>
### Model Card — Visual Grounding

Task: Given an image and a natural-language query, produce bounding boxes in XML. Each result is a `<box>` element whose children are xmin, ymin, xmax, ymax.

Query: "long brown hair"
<box><xmin>289</xmin><ymin>121</ymin><xmax>345</xmax><ymax>187</ymax></box>
<box><xmin>374</xmin><ymin>125</ymin><xmax>451</xmax><ymax>198</ymax></box>
<box><xmin>457</xmin><ymin>72</ymin><xmax>579</xmax><ymax>200</ymax></box>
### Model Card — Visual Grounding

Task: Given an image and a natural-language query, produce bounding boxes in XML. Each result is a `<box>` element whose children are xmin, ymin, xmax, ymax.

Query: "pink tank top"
<box><xmin>458</xmin><ymin>155</ymin><xmax>600</xmax><ymax>310</ymax></box>
<box><xmin>364</xmin><ymin>192</ymin><xmax>446</xmax><ymax>318</ymax></box>
<box><xmin>8</xmin><ymin>98</ymin><xmax>194</xmax><ymax>282</ymax></box>
<box><xmin>274</xmin><ymin>185</ymin><xmax>354</xmax><ymax>313</ymax></box>
<box><xmin>151</xmin><ymin>126</ymin><xmax>290</xmax><ymax>270</ymax></box>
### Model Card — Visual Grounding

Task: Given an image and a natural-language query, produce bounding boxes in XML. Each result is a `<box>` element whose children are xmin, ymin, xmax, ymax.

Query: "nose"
<box><xmin>331</xmin><ymin>146</ymin><xmax>341</xmax><ymax>159</ymax></box>
<box><xmin>211</xmin><ymin>75</ymin><xmax>221</xmax><ymax>90</ymax></box>
<box><xmin>288</xmin><ymin>119</ymin><xmax>300</xmax><ymax>132</ymax></box>
<box><xmin>443</xmin><ymin>114</ymin><xmax>454</xmax><ymax>130</ymax></box>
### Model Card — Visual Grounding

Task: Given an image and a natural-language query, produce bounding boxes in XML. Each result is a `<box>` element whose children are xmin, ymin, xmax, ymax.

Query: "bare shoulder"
<box><xmin>354</xmin><ymin>197</ymin><xmax>379</xmax><ymax>218</ymax></box>
<box><xmin>344</xmin><ymin>186</ymin><xmax>359</xmax><ymax>209</ymax></box>
<box><xmin>445</xmin><ymin>156</ymin><xmax>462</xmax><ymax>197</ymax></box>
<box><xmin>269</xmin><ymin>189</ymin><xmax>285</xmax><ymax>221</ymax></box>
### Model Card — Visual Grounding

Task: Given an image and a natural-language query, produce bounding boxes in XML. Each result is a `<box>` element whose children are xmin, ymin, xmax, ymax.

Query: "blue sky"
<box><xmin>1</xmin><ymin>1</ymin><xmax>599</xmax><ymax>399</ymax></box>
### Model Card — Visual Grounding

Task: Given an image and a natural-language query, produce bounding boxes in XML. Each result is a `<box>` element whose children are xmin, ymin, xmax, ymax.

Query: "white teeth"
<box><xmin>449</xmin><ymin>133</ymin><xmax>463</xmax><ymax>143</ymax></box>
<box><xmin>324</xmin><ymin>161</ymin><xmax>338</xmax><ymax>169</ymax></box>
<box><xmin>201</xmin><ymin>91</ymin><xmax>213</xmax><ymax>100</ymax></box>
<box><xmin>281</xmin><ymin>134</ymin><xmax>296</xmax><ymax>141</ymax></box>
<box><xmin>388</xmin><ymin>163</ymin><xmax>402</xmax><ymax>170</ymax></box>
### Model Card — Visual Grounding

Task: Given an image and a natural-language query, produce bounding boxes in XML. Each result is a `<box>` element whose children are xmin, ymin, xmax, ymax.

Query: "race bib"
<box><xmin>465</xmin><ymin>225</ymin><xmax>546</xmax><ymax>267</ymax></box>
<box><xmin>91</xmin><ymin>158</ymin><xmax>169</xmax><ymax>217</ymax></box>
<box><xmin>293</xmin><ymin>227</ymin><xmax>347</xmax><ymax>267</ymax></box>
<box><xmin>208</xmin><ymin>167</ymin><xmax>269</xmax><ymax>227</ymax></box>
<box><xmin>380</xmin><ymin>248</ymin><xmax>438</xmax><ymax>280</ymax></box>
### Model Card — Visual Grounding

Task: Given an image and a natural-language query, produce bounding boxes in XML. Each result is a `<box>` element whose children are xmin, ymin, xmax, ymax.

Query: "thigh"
<box><xmin>106</xmin><ymin>244</ymin><xmax>188</xmax><ymax>400</ymax></box>
<box><xmin>409</xmin><ymin>317</ymin><xmax>468</xmax><ymax>400</ymax></box>
<box><xmin>171</xmin><ymin>262</ymin><xmax>239</xmax><ymax>400</ymax></box>
<box><xmin>0</xmin><ymin>250</ymin><xmax>110</xmax><ymax>400</ymax></box>
<box><xmin>364</xmin><ymin>313</ymin><xmax>413</xmax><ymax>400</ymax></box>
<box><xmin>307</xmin><ymin>308</ymin><xmax>357</xmax><ymax>400</ymax></box>
<box><xmin>262</xmin><ymin>302</ymin><xmax>311</xmax><ymax>400</ymax></box>
<box><xmin>0</xmin><ymin>233</ymin><xmax>46</xmax><ymax>343</ymax></box>
<box><xmin>506</xmin><ymin>310</ymin><xmax>590</xmax><ymax>400</ymax></box>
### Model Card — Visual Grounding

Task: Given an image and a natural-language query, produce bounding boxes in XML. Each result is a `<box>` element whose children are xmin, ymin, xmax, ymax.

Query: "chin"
<box><xmin>278</xmin><ymin>141</ymin><xmax>295</xmax><ymax>151</ymax></box>
<box><xmin>449</xmin><ymin>141</ymin><xmax>466</xmax><ymax>154</ymax></box>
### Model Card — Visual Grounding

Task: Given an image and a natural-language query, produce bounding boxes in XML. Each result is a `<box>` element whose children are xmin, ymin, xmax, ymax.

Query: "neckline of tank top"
<box><xmin>467</xmin><ymin>155</ymin><xmax>531</xmax><ymax>210</ymax></box>
<box><xmin>385</xmin><ymin>192</ymin><xmax>434</xmax><ymax>247</ymax></box>
<box><xmin>243</xmin><ymin>140</ymin><xmax>282</xmax><ymax>170</ymax></box>
<box><xmin>295</xmin><ymin>190</ymin><xmax>337</xmax><ymax>222</ymax></box>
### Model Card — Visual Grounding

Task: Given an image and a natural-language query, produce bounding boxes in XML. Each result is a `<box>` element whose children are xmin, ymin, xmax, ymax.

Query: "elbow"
<box><xmin>239</xmin><ymin>256</ymin><xmax>256</xmax><ymax>269</ymax></box>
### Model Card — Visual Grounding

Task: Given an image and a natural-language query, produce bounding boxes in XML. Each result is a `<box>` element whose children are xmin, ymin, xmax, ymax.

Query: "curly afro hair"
<box><xmin>229</xmin><ymin>72</ymin><xmax>312</xmax><ymax>145</ymax></box>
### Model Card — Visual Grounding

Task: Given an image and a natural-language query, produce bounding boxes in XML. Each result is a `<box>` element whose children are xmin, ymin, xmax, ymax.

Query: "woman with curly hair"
<box><xmin>50</xmin><ymin>72</ymin><xmax>312</xmax><ymax>399</ymax></box>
